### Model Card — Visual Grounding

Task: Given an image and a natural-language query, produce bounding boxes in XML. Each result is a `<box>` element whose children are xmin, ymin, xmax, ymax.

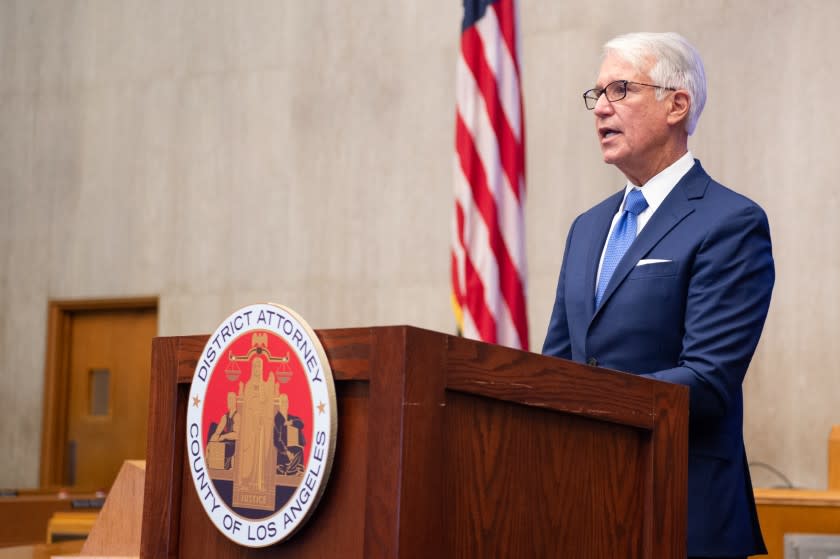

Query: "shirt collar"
<box><xmin>622</xmin><ymin>151</ymin><xmax>695</xmax><ymax>212</ymax></box>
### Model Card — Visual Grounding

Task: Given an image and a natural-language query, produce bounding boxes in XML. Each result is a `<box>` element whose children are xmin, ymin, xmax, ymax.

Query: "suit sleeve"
<box><xmin>541</xmin><ymin>216</ymin><xmax>579</xmax><ymax>359</ymax></box>
<box><xmin>643</xmin><ymin>204</ymin><xmax>774</xmax><ymax>422</ymax></box>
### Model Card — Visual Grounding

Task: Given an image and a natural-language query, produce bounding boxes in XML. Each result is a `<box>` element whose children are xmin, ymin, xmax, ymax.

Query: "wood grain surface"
<box><xmin>140</xmin><ymin>326</ymin><xmax>688</xmax><ymax>558</ymax></box>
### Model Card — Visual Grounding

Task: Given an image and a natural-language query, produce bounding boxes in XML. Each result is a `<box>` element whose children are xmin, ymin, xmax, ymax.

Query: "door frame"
<box><xmin>39</xmin><ymin>297</ymin><xmax>158</xmax><ymax>487</ymax></box>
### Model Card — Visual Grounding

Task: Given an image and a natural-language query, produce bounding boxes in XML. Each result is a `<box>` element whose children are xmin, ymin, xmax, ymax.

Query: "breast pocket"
<box><xmin>628</xmin><ymin>260</ymin><xmax>678</xmax><ymax>279</ymax></box>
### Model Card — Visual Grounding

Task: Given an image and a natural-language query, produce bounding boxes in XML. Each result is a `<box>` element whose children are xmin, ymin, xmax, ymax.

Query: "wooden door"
<box><xmin>41</xmin><ymin>299</ymin><xmax>157</xmax><ymax>491</ymax></box>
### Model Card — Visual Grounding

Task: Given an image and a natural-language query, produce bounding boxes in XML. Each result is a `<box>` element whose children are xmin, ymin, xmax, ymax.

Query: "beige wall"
<box><xmin>1</xmin><ymin>1</ymin><xmax>837</xmax><ymax>491</ymax></box>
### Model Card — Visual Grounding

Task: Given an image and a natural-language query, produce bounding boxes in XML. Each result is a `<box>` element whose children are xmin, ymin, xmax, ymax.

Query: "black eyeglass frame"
<box><xmin>582</xmin><ymin>80</ymin><xmax>677</xmax><ymax>110</ymax></box>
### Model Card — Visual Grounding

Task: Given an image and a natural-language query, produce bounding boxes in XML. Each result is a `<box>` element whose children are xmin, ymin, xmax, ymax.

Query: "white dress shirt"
<box><xmin>596</xmin><ymin>151</ymin><xmax>696</xmax><ymax>282</ymax></box>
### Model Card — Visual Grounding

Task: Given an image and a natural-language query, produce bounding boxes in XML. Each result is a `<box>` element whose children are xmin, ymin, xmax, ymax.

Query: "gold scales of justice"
<box><xmin>225</xmin><ymin>332</ymin><xmax>292</xmax><ymax>384</ymax></box>
<box><xmin>207</xmin><ymin>333</ymin><xmax>301</xmax><ymax>512</ymax></box>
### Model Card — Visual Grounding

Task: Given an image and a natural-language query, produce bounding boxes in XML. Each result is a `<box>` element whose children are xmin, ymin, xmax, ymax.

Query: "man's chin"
<box><xmin>601</xmin><ymin>150</ymin><xmax>620</xmax><ymax>165</ymax></box>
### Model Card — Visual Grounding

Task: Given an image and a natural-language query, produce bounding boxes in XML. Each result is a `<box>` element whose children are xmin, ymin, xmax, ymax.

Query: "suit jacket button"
<box><xmin>587</xmin><ymin>357</ymin><xmax>598</xmax><ymax>366</ymax></box>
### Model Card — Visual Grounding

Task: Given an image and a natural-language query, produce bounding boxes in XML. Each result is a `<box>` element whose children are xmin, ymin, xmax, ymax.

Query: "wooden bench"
<box><xmin>754</xmin><ymin>425</ymin><xmax>840</xmax><ymax>559</ymax></box>
<box><xmin>0</xmin><ymin>492</ymin><xmax>102</xmax><ymax>548</ymax></box>
<box><xmin>46</xmin><ymin>511</ymin><xmax>99</xmax><ymax>543</ymax></box>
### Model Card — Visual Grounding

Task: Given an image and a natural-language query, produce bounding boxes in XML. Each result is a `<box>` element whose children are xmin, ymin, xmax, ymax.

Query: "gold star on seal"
<box><xmin>192</xmin><ymin>395</ymin><xmax>201</xmax><ymax>408</ymax></box>
<box><xmin>317</xmin><ymin>401</ymin><xmax>326</xmax><ymax>414</ymax></box>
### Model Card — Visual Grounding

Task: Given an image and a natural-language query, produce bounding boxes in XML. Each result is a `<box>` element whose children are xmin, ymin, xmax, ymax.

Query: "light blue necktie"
<box><xmin>595</xmin><ymin>188</ymin><xmax>648</xmax><ymax>308</ymax></box>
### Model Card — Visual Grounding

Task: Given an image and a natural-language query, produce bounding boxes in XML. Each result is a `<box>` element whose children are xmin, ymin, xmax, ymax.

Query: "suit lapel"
<box><xmin>591</xmin><ymin>161</ymin><xmax>710</xmax><ymax>320</ymax></box>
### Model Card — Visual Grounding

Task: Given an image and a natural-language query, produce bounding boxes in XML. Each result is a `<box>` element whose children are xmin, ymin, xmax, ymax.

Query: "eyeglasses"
<box><xmin>582</xmin><ymin>80</ymin><xmax>676</xmax><ymax>110</ymax></box>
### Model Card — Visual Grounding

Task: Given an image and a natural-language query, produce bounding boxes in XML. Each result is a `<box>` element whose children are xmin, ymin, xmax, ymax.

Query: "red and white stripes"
<box><xmin>451</xmin><ymin>0</ymin><xmax>528</xmax><ymax>350</ymax></box>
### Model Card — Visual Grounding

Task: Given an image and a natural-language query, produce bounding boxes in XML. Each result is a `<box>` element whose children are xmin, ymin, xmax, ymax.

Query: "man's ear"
<box><xmin>667</xmin><ymin>90</ymin><xmax>691</xmax><ymax>127</ymax></box>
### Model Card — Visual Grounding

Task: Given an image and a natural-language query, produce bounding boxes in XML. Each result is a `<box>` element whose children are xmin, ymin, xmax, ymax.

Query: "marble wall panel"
<box><xmin>1</xmin><ymin>0</ymin><xmax>839</xmax><ymax>492</ymax></box>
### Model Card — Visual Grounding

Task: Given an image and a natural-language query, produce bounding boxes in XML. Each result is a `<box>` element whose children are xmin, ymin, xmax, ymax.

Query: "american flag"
<box><xmin>451</xmin><ymin>0</ymin><xmax>528</xmax><ymax>350</ymax></box>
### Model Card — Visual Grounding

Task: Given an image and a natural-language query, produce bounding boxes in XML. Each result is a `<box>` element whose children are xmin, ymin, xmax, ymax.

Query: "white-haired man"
<box><xmin>543</xmin><ymin>32</ymin><xmax>773</xmax><ymax>558</ymax></box>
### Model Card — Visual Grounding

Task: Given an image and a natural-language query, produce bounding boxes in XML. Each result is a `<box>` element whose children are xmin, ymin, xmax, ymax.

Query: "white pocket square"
<box><xmin>637</xmin><ymin>259</ymin><xmax>672</xmax><ymax>266</ymax></box>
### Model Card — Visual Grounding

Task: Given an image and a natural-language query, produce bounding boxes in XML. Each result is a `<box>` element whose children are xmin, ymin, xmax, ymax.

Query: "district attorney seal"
<box><xmin>186</xmin><ymin>303</ymin><xmax>337</xmax><ymax>547</ymax></box>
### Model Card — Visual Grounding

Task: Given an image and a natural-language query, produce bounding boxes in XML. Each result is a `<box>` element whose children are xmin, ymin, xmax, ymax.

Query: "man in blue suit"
<box><xmin>543</xmin><ymin>32</ymin><xmax>773</xmax><ymax>558</ymax></box>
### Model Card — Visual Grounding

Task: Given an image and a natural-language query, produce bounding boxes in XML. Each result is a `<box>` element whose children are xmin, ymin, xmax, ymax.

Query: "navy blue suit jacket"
<box><xmin>543</xmin><ymin>161</ymin><xmax>773</xmax><ymax>557</ymax></box>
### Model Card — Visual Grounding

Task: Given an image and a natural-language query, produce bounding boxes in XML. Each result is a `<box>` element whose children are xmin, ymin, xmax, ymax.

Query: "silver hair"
<box><xmin>603</xmin><ymin>32</ymin><xmax>707</xmax><ymax>135</ymax></box>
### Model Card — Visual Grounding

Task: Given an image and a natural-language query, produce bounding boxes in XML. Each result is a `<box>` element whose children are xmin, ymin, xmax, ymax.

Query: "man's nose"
<box><xmin>593</xmin><ymin>93</ymin><xmax>613</xmax><ymax>115</ymax></box>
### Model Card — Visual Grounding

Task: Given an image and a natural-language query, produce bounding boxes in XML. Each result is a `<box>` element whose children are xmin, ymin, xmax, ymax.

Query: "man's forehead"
<box><xmin>595</xmin><ymin>52</ymin><xmax>653</xmax><ymax>86</ymax></box>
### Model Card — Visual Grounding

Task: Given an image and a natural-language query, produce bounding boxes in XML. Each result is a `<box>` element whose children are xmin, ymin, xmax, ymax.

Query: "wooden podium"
<box><xmin>140</xmin><ymin>326</ymin><xmax>688</xmax><ymax>558</ymax></box>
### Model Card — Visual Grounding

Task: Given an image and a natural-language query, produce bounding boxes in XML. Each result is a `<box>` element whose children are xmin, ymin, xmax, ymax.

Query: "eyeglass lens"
<box><xmin>584</xmin><ymin>80</ymin><xmax>629</xmax><ymax>109</ymax></box>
